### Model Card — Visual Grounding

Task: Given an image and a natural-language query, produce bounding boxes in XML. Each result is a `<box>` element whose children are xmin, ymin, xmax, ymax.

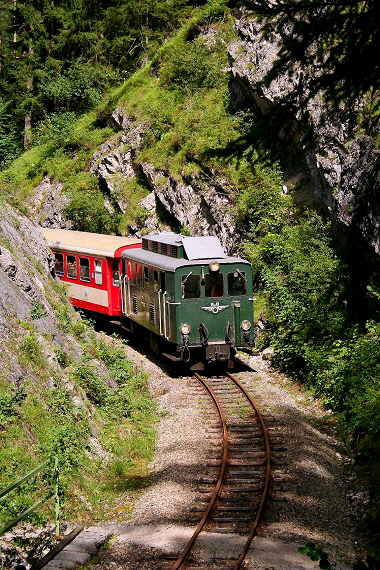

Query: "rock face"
<box><xmin>28</xmin><ymin>176</ymin><xmax>71</xmax><ymax>229</ymax></box>
<box><xmin>229</xmin><ymin>8</ymin><xmax>380</xmax><ymax>258</ymax></box>
<box><xmin>0</xmin><ymin>205</ymin><xmax>56</xmax><ymax>341</ymax></box>
<box><xmin>139</xmin><ymin>163</ymin><xmax>237</xmax><ymax>253</ymax></box>
<box><xmin>0</xmin><ymin>204</ymin><xmax>122</xmax><ymax>567</ymax></box>
<box><xmin>89</xmin><ymin>110</ymin><xmax>239</xmax><ymax>254</ymax></box>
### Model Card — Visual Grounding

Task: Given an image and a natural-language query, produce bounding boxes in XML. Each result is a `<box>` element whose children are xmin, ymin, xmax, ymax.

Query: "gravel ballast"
<box><xmin>86</xmin><ymin>346</ymin><xmax>368</xmax><ymax>570</ymax></box>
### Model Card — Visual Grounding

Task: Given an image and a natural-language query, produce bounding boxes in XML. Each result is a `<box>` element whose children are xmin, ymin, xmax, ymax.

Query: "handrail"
<box><xmin>163</xmin><ymin>292</ymin><xmax>168</xmax><ymax>339</ymax></box>
<box><xmin>0</xmin><ymin>458</ymin><xmax>60</xmax><ymax>538</ymax></box>
<box><xmin>0</xmin><ymin>460</ymin><xmax>49</xmax><ymax>500</ymax></box>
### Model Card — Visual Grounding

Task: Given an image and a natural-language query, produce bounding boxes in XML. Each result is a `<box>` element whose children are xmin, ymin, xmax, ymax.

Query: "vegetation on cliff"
<box><xmin>0</xmin><ymin>207</ymin><xmax>156</xmax><ymax>562</ymax></box>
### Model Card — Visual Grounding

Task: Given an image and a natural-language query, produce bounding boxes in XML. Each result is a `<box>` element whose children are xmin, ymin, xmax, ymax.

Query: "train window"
<box><xmin>153</xmin><ymin>269</ymin><xmax>159</xmax><ymax>292</ymax></box>
<box><xmin>54</xmin><ymin>253</ymin><xmax>64</xmax><ymax>276</ymax></box>
<box><xmin>80</xmin><ymin>258</ymin><xmax>90</xmax><ymax>282</ymax></box>
<box><xmin>227</xmin><ymin>271</ymin><xmax>246</xmax><ymax>296</ymax></box>
<box><xmin>94</xmin><ymin>260</ymin><xmax>103</xmax><ymax>285</ymax></box>
<box><xmin>112</xmin><ymin>261</ymin><xmax>120</xmax><ymax>287</ymax></box>
<box><xmin>143</xmin><ymin>266</ymin><xmax>149</xmax><ymax>288</ymax></box>
<box><xmin>67</xmin><ymin>255</ymin><xmax>77</xmax><ymax>279</ymax></box>
<box><xmin>135</xmin><ymin>263</ymin><xmax>141</xmax><ymax>285</ymax></box>
<box><xmin>182</xmin><ymin>273</ymin><xmax>200</xmax><ymax>299</ymax></box>
<box><xmin>160</xmin><ymin>272</ymin><xmax>166</xmax><ymax>292</ymax></box>
<box><xmin>205</xmin><ymin>273</ymin><xmax>224</xmax><ymax>298</ymax></box>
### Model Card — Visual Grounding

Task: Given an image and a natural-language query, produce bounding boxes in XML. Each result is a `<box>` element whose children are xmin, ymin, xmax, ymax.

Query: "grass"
<box><xmin>0</xmin><ymin>296</ymin><xmax>157</xmax><ymax>526</ymax></box>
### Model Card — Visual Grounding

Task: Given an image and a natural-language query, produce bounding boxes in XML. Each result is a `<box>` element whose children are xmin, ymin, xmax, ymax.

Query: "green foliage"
<box><xmin>0</xmin><ymin>103</ymin><xmax>22</xmax><ymax>166</ymax></box>
<box><xmin>38</xmin><ymin>61</ymin><xmax>120</xmax><ymax>114</ymax></box>
<box><xmin>18</xmin><ymin>334</ymin><xmax>46</xmax><ymax>370</ymax></box>
<box><xmin>299</xmin><ymin>542</ymin><xmax>380</xmax><ymax>569</ymax></box>
<box><xmin>0</xmin><ymin>388</ymin><xmax>25</xmax><ymax>430</ymax></box>
<box><xmin>159</xmin><ymin>34</ymin><xmax>227</xmax><ymax>93</ymax></box>
<box><xmin>245</xmin><ymin>212</ymin><xmax>348</xmax><ymax>374</ymax></box>
<box><xmin>64</xmin><ymin>172</ymin><xmax>120</xmax><ymax>234</ymax></box>
<box><xmin>30</xmin><ymin>301</ymin><xmax>47</xmax><ymax>321</ymax></box>
<box><xmin>240</xmin><ymin>169</ymin><xmax>380</xmax><ymax>533</ymax></box>
<box><xmin>234</xmin><ymin>159</ymin><xmax>287</xmax><ymax>239</ymax></box>
<box><xmin>0</xmin><ymin>0</ymin><xmax>216</xmax><ymax>170</ymax></box>
<box><xmin>34</xmin><ymin>112</ymin><xmax>78</xmax><ymax>147</ymax></box>
<box><xmin>74</xmin><ymin>337</ymin><xmax>155</xmax><ymax>421</ymax></box>
<box><xmin>72</xmin><ymin>363</ymin><xmax>110</xmax><ymax>407</ymax></box>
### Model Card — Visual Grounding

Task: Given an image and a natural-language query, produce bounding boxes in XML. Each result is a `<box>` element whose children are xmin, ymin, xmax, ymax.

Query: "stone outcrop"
<box><xmin>28</xmin><ymin>176</ymin><xmax>71</xmax><ymax>229</ymax></box>
<box><xmin>229</xmin><ymin>8</ymin><xmax>380</xmax><ymax>257</ymax></box>
<box><xmin>88</xmin><ymin>109</ymin><xmax>239</xmax><ymax>254</ymax></box>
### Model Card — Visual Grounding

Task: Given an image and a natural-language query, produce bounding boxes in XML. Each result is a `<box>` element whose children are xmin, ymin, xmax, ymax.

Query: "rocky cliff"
<box><xmin>229</xmin><ymin>8</ymin><xmax>380</xmax><ymax>258</ymax></box>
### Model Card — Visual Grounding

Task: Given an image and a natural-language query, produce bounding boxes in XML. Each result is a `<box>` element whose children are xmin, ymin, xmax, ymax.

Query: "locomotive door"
<box><xmin>157</xmin><ymin>271</ymin><xmax>169</xmax><ymax>338</ymax></box>
<box><xmin>121</xmin><ymin>259</ymin><xmax>132</xmax><ymax>316</ymax></box>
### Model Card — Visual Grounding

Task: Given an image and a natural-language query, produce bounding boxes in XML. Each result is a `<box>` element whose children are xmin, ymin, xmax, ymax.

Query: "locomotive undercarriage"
<box><xmin>162</xmin><ymin>339</ymin><xmax>236</xmax><ymax>370</ymax></box>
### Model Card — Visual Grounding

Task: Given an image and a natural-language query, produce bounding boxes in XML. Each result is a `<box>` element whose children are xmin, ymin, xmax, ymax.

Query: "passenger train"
<box><xmin>42</xmin><ymin>228</ymin><xmax>254</xmax><ymax>370</ymax></box>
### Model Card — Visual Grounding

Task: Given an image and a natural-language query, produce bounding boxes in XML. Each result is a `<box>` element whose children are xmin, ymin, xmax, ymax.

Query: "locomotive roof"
<box><xmin>143</xmin><ymin>232</ymin><xmax>227</xmax><ymax>260</ymax></box>
<box><xmin>41</xmin><ymin>228</ymin><xmax>141</xmax><ymax>258</ymax></box>
<box><xmin>122</xmin><ymin>247</ymin><xmax>250</xmax><ymax>272</ymax></box>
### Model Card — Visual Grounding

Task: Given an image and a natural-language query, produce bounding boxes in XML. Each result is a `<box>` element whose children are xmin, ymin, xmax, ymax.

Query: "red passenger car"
<box><xmin>42</xmin><ymin>228</ymin><xmax>141</xmax><ymax>316</ymax></box>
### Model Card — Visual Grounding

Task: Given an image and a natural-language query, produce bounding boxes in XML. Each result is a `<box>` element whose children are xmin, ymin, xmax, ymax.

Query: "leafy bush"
<box><xmin>0</xmin><ymin>392</ymin><xmax>22</xmax><ymax>430</ymax></box>
<box><xmin>34</xmin><ymin>112</ymin><xmax>78</xmax><ymax>147</ymax></box>
<box><xmin>38</xmin><ymin>62</ymin><xmax>120</xmax><ymax>114</ymax></box>
<box><xmin>72</xmin><ymin>364</ymin><xmax>110</xmax><ymax>407</ymax></box>
<box><xmin>18</xmin><ymin>334</ymin><xmax>46</xmax><ymax>370</ymax></box>
<box><xmin>159</xmin><ymin>35</ymin><xmax>226</xmax><ymax>93</ymax></box>
<box><xmin>64</xmin><ymin>172</ymin><xmax>119</xmax><ymax>234</ymax></box>
<box><xmin>300</xmin><ymin>542</ymin><xmax>380</xmax><ymax>569</ymax></box>
<box><xmin>0</xmin><ymin>102</ymin><xmax>22</xmax><ymax>167</ymax></box>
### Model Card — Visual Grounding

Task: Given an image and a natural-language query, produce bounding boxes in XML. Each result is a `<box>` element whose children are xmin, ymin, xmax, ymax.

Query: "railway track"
<box><xmin>169</xmin><ymin>372</ymin><xmax>272</xmax><ymax>570</ymax></box>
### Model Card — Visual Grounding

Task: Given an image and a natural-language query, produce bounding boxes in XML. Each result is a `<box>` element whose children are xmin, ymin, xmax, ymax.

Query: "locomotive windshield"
<box><xmin>205</xmin><ymin>273</ymin><xmax>224</xmax><ymax>298</ymax></box>
<box><xmin>182</xmin><ymin>273</ymin><xmax>200</xmax><ymax>299</ymax></box>
<box><xmin>227</xmin><ymin>271</ymin><xmax>247</xmax><ymax>296</ymax></box>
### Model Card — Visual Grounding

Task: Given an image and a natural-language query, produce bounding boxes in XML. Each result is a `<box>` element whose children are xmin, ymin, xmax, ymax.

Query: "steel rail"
<box><xmin>170</xmin><ymin>373</ymin><xmax>229</xmax><ymax>570</ymax></box>
<box><xmin>226</xmin><ymin>372</ymin><xmax>272</xmax><ymax>570</ymax></box>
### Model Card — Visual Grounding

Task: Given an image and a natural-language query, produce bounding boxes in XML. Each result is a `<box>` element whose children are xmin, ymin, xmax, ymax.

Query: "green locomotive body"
<box><xmin>121</xmin><ymin>232</ymin><xmax>254</xmax><ymax>369</ymax></box>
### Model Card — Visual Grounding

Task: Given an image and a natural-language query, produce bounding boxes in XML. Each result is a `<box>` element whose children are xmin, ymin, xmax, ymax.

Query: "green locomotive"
<box><xmin>121</xmin><ymin>232</ymin><xmax>254</xmax><ymax>369</ymax></box>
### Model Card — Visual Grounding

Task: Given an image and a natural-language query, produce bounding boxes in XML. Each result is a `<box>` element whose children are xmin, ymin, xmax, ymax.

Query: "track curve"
<box><xmin>171</xmin><ymin>373</ymin><xmax>272</xmax><ymax>570</ymax></box>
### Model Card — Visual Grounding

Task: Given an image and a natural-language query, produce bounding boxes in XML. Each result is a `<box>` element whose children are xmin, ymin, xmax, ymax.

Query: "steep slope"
<box><xmin>0</xmin><ymin>205</ymin><xmax>156</xmax><ymax>567</ymax></box>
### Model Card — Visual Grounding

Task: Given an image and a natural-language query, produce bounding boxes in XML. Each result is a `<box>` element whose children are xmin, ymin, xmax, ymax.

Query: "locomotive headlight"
<box><xmin>181</xmin><ymin>323</ymin><xmax>191</xmax><ymax>335</ymax></box>
<box><xmin>209</xmin><ymin>261</ymin><xmax>220</xmax><ymax>272</ymax></box>
<box><xmin>240</xmin><ymin>320</ymin><xmax>251</xmax><ymax>332</ymax></box>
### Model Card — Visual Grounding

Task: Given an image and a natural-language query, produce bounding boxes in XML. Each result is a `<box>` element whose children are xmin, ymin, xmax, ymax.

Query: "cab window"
<box><xmin>112</xmin><ymin>261</ymin><xmax>120</xmax><ymax>287</ymax></box>
<box><xmin>143</xmin><ymin>266</ymin><xmax>149</xmax><ymax>288</ymax></box>
<box><xmin>135</xmin><ymin>263</ymin><xmax>141</xmax><ymax>286</ymax></box>
<box><xmin>227</xmin><ymin>271</ymin><xmax>246</xmax><ymax>296</ymax></box>
<box><xmin>80</xmin><ymin>257</ymin><xmax>90</xmax><ymax>282</ymax></box>
<box><xmin>67</xmin><ymin>255</ymin><xmax>77</xmax><ymax>279</ymax></box>
<box><xmin>94</xmin><ymin>259</ymin><xmax>103</xmax><ymax>285</ymax></box>
<box><xmin>153</xmin><ymin>270</ymin><xmax>159</xmax><ymax>292</ymax></box>
<box><xmin>182</xmin><ymin>274</ymin><xmax>200</xmax><ymax>299</ymax></box>
<box><xmin>205</xmin><ymin>273</ymin><xmax>224</xmax><ymax>298</ymax></box>
<box><xmin>54</xmin><ymin>253</ymin><xmax>64</xmax><ymax>276</ymax></box>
